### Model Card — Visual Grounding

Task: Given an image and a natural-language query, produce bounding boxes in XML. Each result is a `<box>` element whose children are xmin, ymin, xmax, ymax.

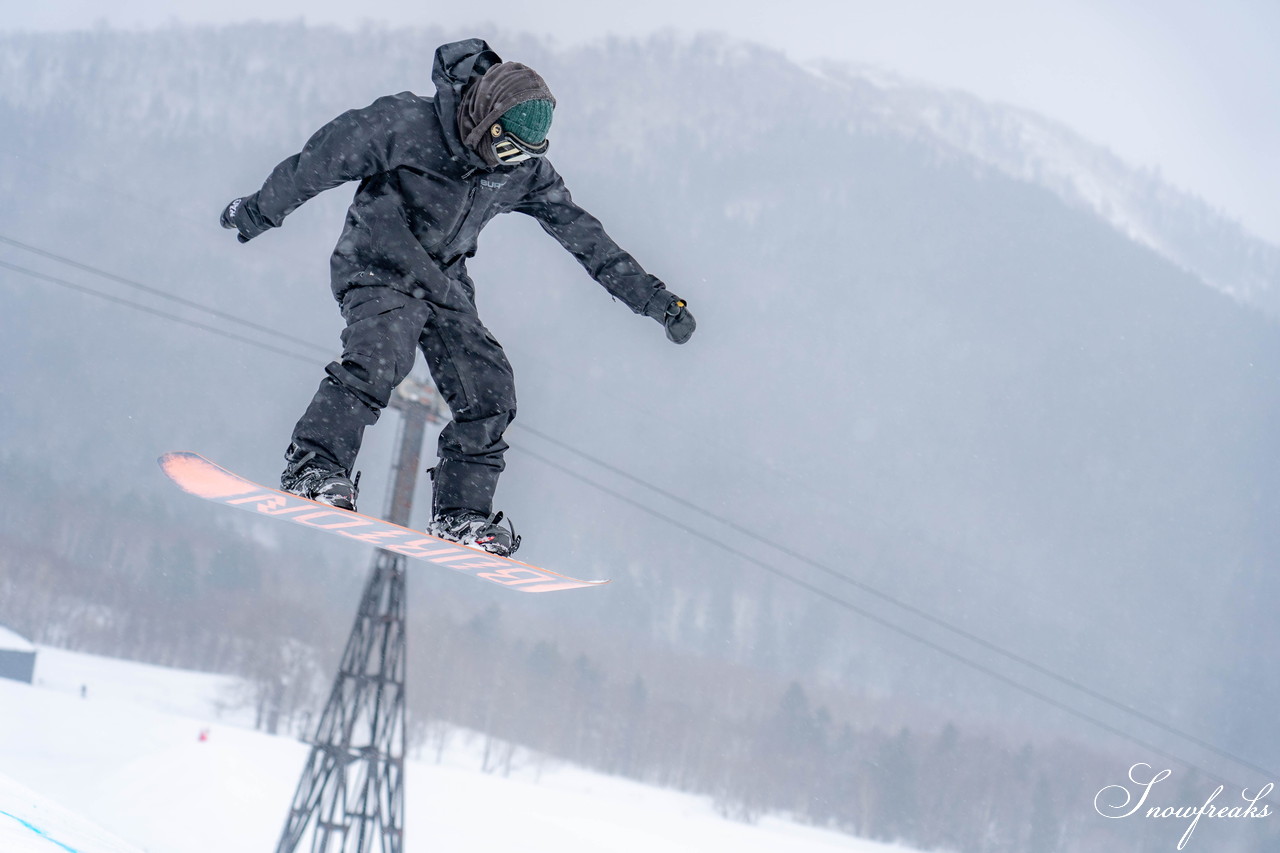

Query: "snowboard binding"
<box><xmin>280</xmin><ymin>447</ymin><xmax>361</xmax><ymax>511</ymax></box>
<box><xmin>429</xmin><ymin>509</ymin><xmax>521</xmax><ymax>557</ymax></box>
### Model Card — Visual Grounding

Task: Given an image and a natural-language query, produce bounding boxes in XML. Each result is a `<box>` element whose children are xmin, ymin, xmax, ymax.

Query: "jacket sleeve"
<box><xmin>514</xmin><ymin>160</ymin><xmax>672</xmax><ymax>318</ymax></box>
<box><xmin>236</xmin><ymin>95</ymin><xmax>412</xmax><ymax>236</ymax></box>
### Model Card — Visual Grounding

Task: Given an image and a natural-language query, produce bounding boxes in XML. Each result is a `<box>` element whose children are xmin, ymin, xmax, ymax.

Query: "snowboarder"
<box><xmin>219</xmin><ymin>38</ymin><xmax>695</xmax><ymax>557</ymax></box>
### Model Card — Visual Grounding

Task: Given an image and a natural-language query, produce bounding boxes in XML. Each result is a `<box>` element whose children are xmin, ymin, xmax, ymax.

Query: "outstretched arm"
<box><xmin>222</xmin><ymin>94</ymin><xmax>412</xmax><ymax>242</ymax></box>
<box><xmin>514</xmin><ymin>160</ymin><xmax>695</xmax><ymax>343</ymax></box>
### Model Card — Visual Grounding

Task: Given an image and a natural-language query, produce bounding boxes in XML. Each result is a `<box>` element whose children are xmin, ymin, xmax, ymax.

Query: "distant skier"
<box><xmin>219</xmin><ymin>38</ymin><xmax>694</xmax><ymax>557</ymax></box>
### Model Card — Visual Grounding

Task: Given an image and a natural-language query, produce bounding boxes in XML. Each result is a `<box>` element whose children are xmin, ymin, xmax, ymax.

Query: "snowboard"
<box><xmin>158</xmin><ymin>452</ymin><xmax>608</xmax><ymax>593</ymax></box>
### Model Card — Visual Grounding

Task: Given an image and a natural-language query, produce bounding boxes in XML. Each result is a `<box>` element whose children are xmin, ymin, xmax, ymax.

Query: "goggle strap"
<box><xmin>493</xmin><ymin>139</ymin><xmax>533</xmax><ymax>164</ymax></box>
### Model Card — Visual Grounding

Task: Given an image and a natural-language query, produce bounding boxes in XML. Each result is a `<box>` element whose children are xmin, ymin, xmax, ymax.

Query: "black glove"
<box><xmin>645</xmin><ymin>291</ymin><xmax>696</xmax><ymax>344</ymax></box>
<box><xmin>661</xmin><ymin>296</ymin><xmax>696</xmax><ymax>345</ymax></box>
<box><xmin>219</xmin><ymin>195</ymin><xmax>270</xmax><ymax>243</ymax></box>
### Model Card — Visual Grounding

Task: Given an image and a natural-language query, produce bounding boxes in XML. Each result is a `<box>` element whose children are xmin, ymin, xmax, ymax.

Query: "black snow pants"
<box><xmin>288</xmin><ymin>285</ymin><xmax>516</xmax><ymax>518</ymax></box>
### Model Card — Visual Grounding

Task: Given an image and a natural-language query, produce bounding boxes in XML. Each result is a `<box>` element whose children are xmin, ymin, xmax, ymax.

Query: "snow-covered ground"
<box><xmin>0</xmin><ymin>626</ymin><xmax>35</xmax><ymax>653</ymax></box>
<box><xmin>0</xmin><ymin>646</ymin><xmax>920</xmax><ymax>853</ymax></box>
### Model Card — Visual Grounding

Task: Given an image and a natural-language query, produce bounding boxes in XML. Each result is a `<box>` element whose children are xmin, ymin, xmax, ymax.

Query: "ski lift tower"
<box><xmin>276</xmin><ymin>377</ymin><xmax>446</xmax><ymax>853</ymax></box>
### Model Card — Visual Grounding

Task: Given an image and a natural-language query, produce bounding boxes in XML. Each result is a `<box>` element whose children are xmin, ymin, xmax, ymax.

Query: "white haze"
<box><xmin>4</xmin><ymin>0</ymin><xmax>1278</xmax><ymax>247</ymax></box>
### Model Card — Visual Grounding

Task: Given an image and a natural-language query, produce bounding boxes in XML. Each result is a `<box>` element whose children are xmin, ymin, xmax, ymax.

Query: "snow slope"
<box><xmin>0</xmin><ymin>772</ymin><xmax>142</xmax><ymax>853</ymax></box>
<box><xmin>0</xmin><ymin>647</ymin><xmax>920</xmax><ymax>853</ymax></box>
<box><xmin>0</xmin><ymin>626</ymin><xmax>35</xmax><ymax>653</ymax></box>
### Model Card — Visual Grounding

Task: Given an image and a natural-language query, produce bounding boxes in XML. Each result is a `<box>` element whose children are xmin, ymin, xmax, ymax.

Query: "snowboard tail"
<box><xmin>158</xmin><ymin>452</ymin><xmax>607</xmax><ymax>593</ymax></box>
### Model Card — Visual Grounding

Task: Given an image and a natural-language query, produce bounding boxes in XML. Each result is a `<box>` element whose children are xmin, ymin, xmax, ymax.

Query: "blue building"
<box><xmin>0</xmin><ymin>624</ymin><xmax>36</xmax><ymax>684</ymax></box>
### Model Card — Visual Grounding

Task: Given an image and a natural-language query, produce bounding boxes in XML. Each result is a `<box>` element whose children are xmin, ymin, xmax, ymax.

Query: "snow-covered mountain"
<box><xmin>803</xmin><ymin>60</ymin><xmax>1280</xmax><ymax>315</ymax></box>
<box><xmin>2</xmin><ymin>26</ymin><xmax>1275</xmax><ymax>322</ymax></box>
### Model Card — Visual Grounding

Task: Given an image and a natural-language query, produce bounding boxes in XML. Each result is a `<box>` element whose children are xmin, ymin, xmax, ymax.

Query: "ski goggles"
<box><xmin>489</xmin><ymin>122</ymin><xmax>550</xmax><ymax>165</ymax></box>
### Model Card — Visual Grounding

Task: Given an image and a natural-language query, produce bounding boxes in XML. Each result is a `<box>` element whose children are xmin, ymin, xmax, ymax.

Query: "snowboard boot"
<box><xmin>280</xmin><ymin>447</ymin><xmax>360</xmax><ymax>511</ymax></box>
<box><xmin>429</xmin><ymin>509</ymin><xmax>521</xmax><ymax>557</ymax></box>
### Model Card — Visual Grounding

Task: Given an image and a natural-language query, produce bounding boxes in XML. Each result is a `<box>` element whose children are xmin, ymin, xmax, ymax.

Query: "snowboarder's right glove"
<box><xmin>219</xmin><ymin>195</ymin><xmax>271</xmax><ymax>244</ymax></box>
<box><xmin>646</xmin><ymin>292</ymin><xmax>696</xmax><ymax>345</ymax></box>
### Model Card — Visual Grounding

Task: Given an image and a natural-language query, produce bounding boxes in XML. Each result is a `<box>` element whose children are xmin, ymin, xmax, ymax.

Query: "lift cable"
<box><xmin>4</xmin><ymin>228</ymin><xmax>1274</xmax><ymax>787</ymax></box>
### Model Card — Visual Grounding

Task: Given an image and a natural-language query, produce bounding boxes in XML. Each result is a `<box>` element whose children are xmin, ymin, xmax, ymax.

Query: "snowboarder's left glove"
<box><xmin>664</xmin><ymin>299</ymin><xmax>696</xmax><ymax>344</ymax></box>
<box><xmin>219</xmin><ymin>195</ymin><xmax>271</xmax><ymax>244</ymax></box>
<box><xmin>646</xmin><ymin>292</ymin><xmax>696</xmax><ymax>345</ymax></box>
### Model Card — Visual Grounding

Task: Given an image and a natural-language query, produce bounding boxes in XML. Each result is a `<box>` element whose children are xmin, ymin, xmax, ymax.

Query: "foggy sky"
<box><xmin>5</xmin><ymin>0</ymin><xmax>1278</xmax><ymax>248</ymax></box>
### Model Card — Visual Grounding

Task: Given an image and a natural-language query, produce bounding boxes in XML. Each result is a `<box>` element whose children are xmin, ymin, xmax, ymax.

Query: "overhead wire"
<box><xmin>0</xmin><ymin>258</ymin><xmax>319</xmax><ymax>367</ymax></box>
<box><xmin>0</xmin><ymin>234</ymin><xmax>331</xmax><ymax>357</ymax></box>
<box><xmin>1</xmin><ymin>176</ymin><xmax>1273</xmax><ymax>788</ymax></box>
<box><xmin>512</xmin><ymin>441</ymin><xmax>1273</xmax><ymax>790</ymax></box>
<box><xmin>512</xmin><ymin>422</ymin><xmax>1275</xmax><ymax>780</ymax></box>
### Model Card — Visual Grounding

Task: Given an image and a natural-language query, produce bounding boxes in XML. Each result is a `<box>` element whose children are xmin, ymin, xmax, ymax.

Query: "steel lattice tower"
<box><xmin>276</xmin><ymin>380</ymin><xmax>442</xmax><ymax>853</ymax></box>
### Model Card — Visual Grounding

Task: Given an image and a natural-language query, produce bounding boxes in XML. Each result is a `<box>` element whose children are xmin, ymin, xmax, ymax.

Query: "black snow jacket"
<box><xmin>233</xmin><ymin>38</ymin><xmax>672</xmax><ymax>317</ymax></box>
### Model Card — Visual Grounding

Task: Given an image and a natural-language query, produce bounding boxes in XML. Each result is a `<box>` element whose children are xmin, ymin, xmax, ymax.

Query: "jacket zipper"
<box><xmin>441</xmin><ymin>169</ymin><xmax>481</xmax><ymax>251</ymax></box>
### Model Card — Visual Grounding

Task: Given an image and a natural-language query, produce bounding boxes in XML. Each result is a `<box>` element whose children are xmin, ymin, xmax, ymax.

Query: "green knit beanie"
<box><xmin>499</xmin><ymin>99</ymin><xmax>554</xmax><ymax>144</ymax></box>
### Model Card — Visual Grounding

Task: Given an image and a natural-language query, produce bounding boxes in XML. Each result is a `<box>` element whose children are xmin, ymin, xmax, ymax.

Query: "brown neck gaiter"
<box><xmin>457</xmin><ymin>62</ymin><xmax>556</xmax><ymax>167</ymax></box>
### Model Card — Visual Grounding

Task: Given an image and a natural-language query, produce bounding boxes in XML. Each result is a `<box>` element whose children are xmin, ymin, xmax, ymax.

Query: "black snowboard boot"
<box><xmin>429</xmin><ymin>509</ymin><xmax>521</xmax><ymax>557</ymax></box>
<box><xmin>280</xmin><ymin>446</ymin><xmax>360</xmax><ymax>511</ymax></box>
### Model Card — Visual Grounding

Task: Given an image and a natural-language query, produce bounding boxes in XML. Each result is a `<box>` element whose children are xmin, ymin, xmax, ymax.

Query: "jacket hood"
<box><xmin>431</xmin><ymin>38</ymin><xmax>502</xmax><ymax>169</ymax></box>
